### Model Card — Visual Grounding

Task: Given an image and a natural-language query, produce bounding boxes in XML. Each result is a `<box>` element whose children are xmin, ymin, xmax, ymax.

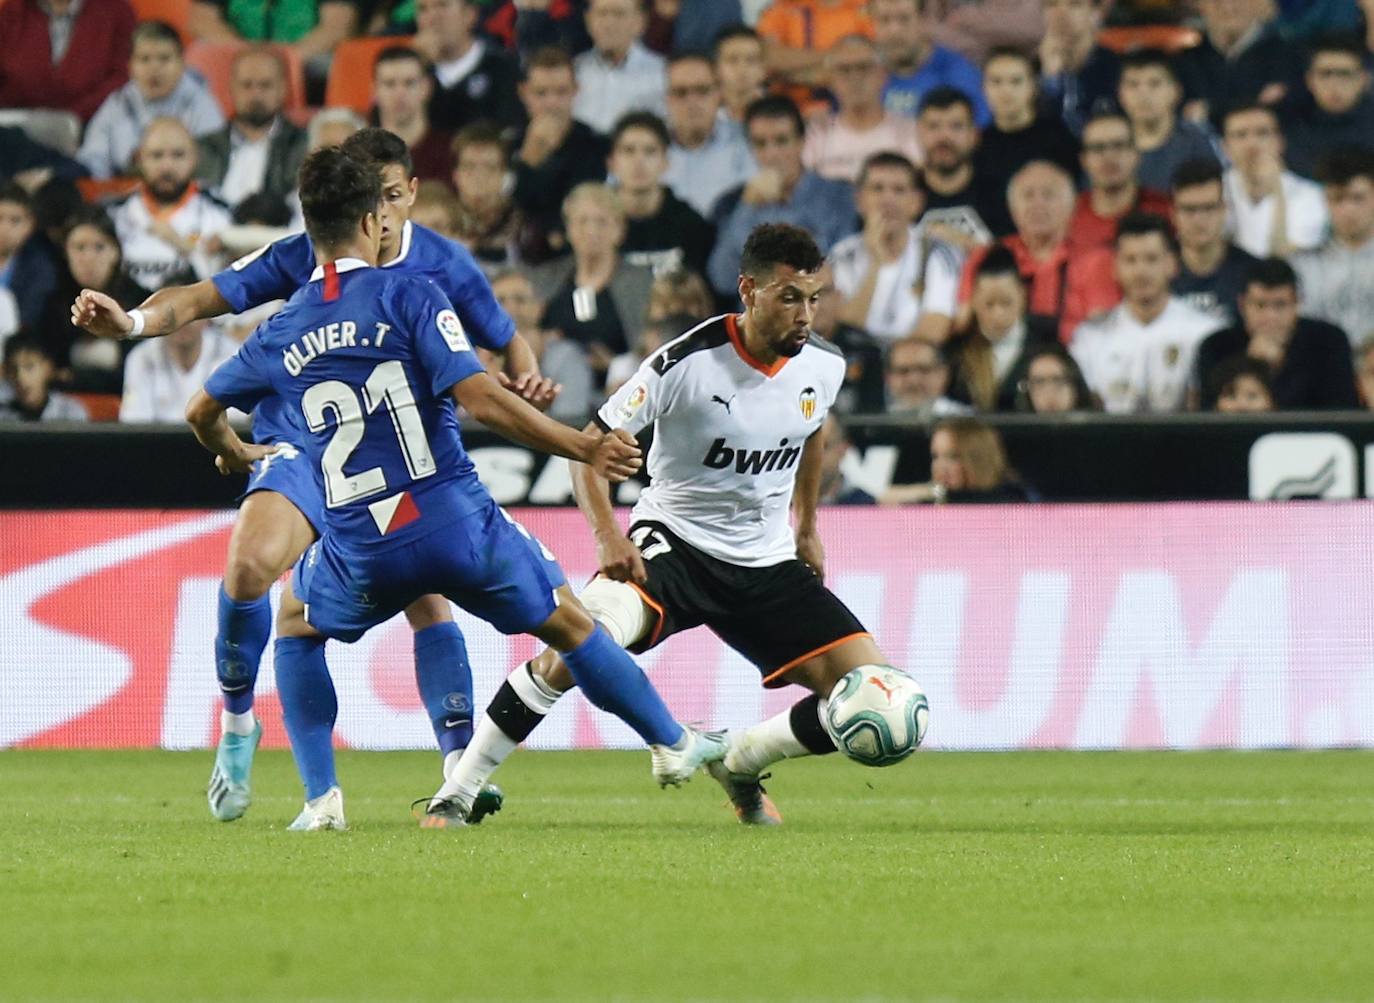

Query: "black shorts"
<box><xmin>621</xmin><ymin>520</ymin><xmax>869</xmax><ymax>688</ymax></box>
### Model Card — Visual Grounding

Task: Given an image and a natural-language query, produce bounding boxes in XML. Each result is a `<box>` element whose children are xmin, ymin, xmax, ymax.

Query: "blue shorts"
<box><xmin>242</xmin><ymin>441</ymin><xmax>326</xmax><ymax>535</ymax></box>
<box><xmin>293</xmin><ymin>501</ymin><xmax>567</xmax><ymax>643</ymax></box>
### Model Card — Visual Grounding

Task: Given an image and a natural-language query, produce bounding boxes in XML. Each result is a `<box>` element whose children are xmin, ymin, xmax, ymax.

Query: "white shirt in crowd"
<box><xmin>1223</xmin><ymin>168</ymin><xmax>1328</xmax><ymax>258</ymax></box>
<box><xmin>828</xmin><ymin>224</ymin><xmax>961</xmax><ymax>342</ymax></box>
<box><xmin>802</xmin><ymin>112</ymin><xmax>922</xmax><ymax>183</ymax></box>
<box><xmin>573</xmin><ymin>41</ymin><xmax>667</xmax><ymax>135</ymax></box>
<box><xmin>1071</xmin><ymin>297</ymin><xmax>1222</xmax><ymax>413</ymax></box>
<box><xmin>1293</xmin><ymin>236</ymin><xmax>1374</xmax><ymax>347</ymax></box>
<box><xmin>120</xmin><ymin>324</ymin><xmax>241</xmax><ymax>423</ymax></box>
<box><xmin>110</xmin><ymin>186</ymin><xmax>233</xmax><ymax>291</ymax></box>
<box><xmin>217</xmin><ymin>121</ymin><xmax>279</xmax><ymax>207</ymax></box>
<box><xmin>664</xmin><ymin>112</ymin><xmax>756</xmax><ymax>217</ymax></box>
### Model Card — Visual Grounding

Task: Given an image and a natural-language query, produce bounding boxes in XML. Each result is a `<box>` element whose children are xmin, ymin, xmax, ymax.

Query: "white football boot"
<box><xmin>286</xmin><ymin>786</ymin><xmax>347</xmax><ymax>831</ymax></box>
<box><xmin>650</xmin><ymin>726</ymin><xmax>729</xmax><ymax>787</ymax></box>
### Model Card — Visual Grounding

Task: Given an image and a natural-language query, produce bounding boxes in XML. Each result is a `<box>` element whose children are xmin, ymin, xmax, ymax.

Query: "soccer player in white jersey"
<box><xmin>425</xmin><ymin>223</ymin><xmax>916</xmax><ymax>827</ymax></box>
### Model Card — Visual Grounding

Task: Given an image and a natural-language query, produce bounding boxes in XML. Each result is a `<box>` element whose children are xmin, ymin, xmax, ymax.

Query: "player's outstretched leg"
<box><xmin>209</xmin><ymin>490</ymin><xmax>316</xmax><ymax>822</ymax></box>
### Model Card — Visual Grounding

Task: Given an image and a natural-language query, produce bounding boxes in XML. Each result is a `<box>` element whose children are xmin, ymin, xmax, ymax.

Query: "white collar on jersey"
<box><xmin>381</xmin><ymin>220</ymin><xmax>414</xmax><ymax>268</ymax></box>
<box><xmin>309</xmin><ymin>258</ymin><xmax>370</xmax><ymax>281</ymax></box>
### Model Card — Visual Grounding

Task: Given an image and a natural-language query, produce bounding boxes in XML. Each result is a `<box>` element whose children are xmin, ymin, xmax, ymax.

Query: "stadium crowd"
<box><xmin>4</xmin><ymin>0</ymin><xmax>1374</xmax><ymax>459</ymax></box>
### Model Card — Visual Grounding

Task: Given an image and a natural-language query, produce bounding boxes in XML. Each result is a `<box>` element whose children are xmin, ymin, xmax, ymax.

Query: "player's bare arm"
<box><xmin>72</xmin><ymin>279</ymin><xmax>231</xmax><ymax>340</ymax></box>
<box><xmin>185</xmin><ymin>388</ymin><xmax>277</xmax><ymax>474</ymax></box>
<box><xmin>452</xmin><ymin>374</ymin><xmax>641</xmax><ymax>481</ymax></box>
<box><xmin>494</xmin><ymin>332</ymin><xmax>561</xmax><ymax>411</ymax></box>
<box><xmin>793</xmin><ymin>426</ymin><xmax>826</xmax><ymax>582</ymax></box>
<box><xmin>570</xmin><ymin>428</ymin><xmax>648</xmax><ymax>585</ymax></box>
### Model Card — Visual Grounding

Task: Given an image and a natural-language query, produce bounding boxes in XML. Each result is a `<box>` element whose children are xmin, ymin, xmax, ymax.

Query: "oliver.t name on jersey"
<box><xmin>596</xmin><ymin>314</ymin><xmax>845</xmax><ymax>568</ymax></box>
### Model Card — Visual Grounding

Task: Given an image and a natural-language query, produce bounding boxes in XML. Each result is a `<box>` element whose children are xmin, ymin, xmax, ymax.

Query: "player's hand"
<box><xmin>215</xmin><ymin>443</ymin><xmax>278</xmax><ymax>475</ymax></box>
<box><xmin>498</xmin><ymin>371</ymin><xmax>562</xmax><ymax>412</ymax></box>
<box><xmin>596</xmin><ymin>529</ymin><xmax>648</xmax><ymax>585</ymax></box>
<box><xmin>795</xmin><ymin>527</ymin><xmax>826</xmax><ymax>583</ymax></box>
<box><xmin>589</xmin><ymin>428</ymin><xmax>642</xmax><ymax>483</ymax></box>
<box><xmin>71</xmin><ymin>289</ymin><xmax>133</xmax><ymax>338</ymax></box>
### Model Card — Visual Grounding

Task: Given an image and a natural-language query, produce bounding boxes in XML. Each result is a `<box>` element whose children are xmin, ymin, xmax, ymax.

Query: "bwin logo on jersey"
<box><xmin>799</xmin><ymin>386</ymin><xmax>817</xmax><ymax>420</ymax></box>
<box><xmin>703</xmin><ymin>437</ymin><xmax>802</xmax><ymax>475</ymax></box>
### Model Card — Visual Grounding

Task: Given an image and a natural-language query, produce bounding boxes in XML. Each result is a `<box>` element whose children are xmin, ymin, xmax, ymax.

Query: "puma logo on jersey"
<box><xmin>702</xmin><ymin>437</ymin><xmax>801</xmax><ymax>475</ymax></box>
<box><xmin>711</xmin><ymin>394</ymin><xmax>735</xmax><ymax>414</ymax></box>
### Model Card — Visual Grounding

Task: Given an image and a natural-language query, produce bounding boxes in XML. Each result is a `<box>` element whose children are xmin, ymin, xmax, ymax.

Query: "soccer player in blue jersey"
<box><xmin>184</xmin><ymin>147</ymin><xmax>726</xmax><ymax>830</ymax></box>
<box><xmin>73</xmin><ymin>130</ymin><xmax>550</xmax><ymax>823</ymax></box>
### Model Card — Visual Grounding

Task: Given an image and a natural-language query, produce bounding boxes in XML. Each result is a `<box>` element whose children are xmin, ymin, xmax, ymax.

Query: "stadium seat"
<box><xmin>1097</xmin><ymin>25</ymin><xmax>1201</xmax><ymax>54</ymax></box>
<box><xmin>131</xmin><ymin>0</ymin><xmax>191</xmax><ymax>42</ymax></box>
<box><xmin>186</xmin><ymin>41</ymin><xmax>309</xmax><ymax>117</ymax></box>
<box><xmin>70</xmin><ymin>393</ymin><xmax>124</xmax><ymax>422</ymax></box>
<box><xmin>0</xmin><ymin>109</ymin><xmax>83</xmax><ymax>157</ymax></box>
<box><xmin>325</xmin><ymin>35</ymin><xmax>413</xmax><ymax>114</ymax></box>
<box><xmin>77</xmin><ymin>177</ymin><xmax>140</xmax><ymax>203</ymax></box>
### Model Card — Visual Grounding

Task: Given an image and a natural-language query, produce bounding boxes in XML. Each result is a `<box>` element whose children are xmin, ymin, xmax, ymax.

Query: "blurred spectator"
<box><xmin>1195</xmin><ymin>257</ymin><xmax>1358</xmax><ymax>409</ymax></box>
<box><xmin>0</xmin><ymin>0</ymin><xmax>134</xmax><ymax>123</ymax></box>
<box><xmin>605</xmin><ymin>310</ymin><xmax>692</xmax><ymax>394</ymax></box>
<box><xmin>973</xmin><ymin>46</ymin><xmax>1079</xmax><ymax>236</ymax></box>
<box><xmin>1117</xmin><ymin>49</ymin><xmax>1219</xmax><ymax>194</ymax></box>
<box><xmin>1</xmin><ymin>334</ymin><xmax>89</xmax><ymax>422</ymax></box>
<box><xmin>830</xmin><ymin>152</ymin><xmax>959</xmax><ymax>344</ymax></box>
<box><xmin>1175</xmin><ymin>0</ymin><xmax>1301</xmax><ymax>126</ymax></box>
<box><xmin>79</xmin><ymin>22</ymin><xmax>226</xmax><ymax>180</ymax></box>
<box><xmin>706</xmin><ymin>96</ymin><xmax>856</xmax><ymax>298</ymax></box>
<box><xmin>608</xmin><ymin>112</ymin><xmax>716</xmax><ymax>276</ymax></box>
<box><xmin>413</xmin><ymin>0</ymin><xmax>524</xmax><ymax>134</ymax></box>
<box><xmin>662</xmin><ymin>51</ymin><xmax>756</xmax><ymax>217</ymax></box>
<box><xmin>307</xmin><ymin>108</ymin><xmax>366</xmax><ymax>151</ymax></box>
<box><xmin>110</xmin><ymin>118</ymin><xmax>234</xmax><ymax>290</ymax></box>
<box><xmin>411</xmin><ymin>180</ymin><xmax>461</xmax><ymax>238</ymax></box>
<box><xmin>190</xmin><ymin>0</ymin><xmax>359</xmax><ymax>87</ymax></box>
<box><xmin>529</xmin><ymin>182</ymin><xmax>654</xmax><ymax>375</ymax></box>
<box><xmin>946</xmin><ymin>246</ymin><xmax>1059</xmax><ymax>411</ymax></box>
<box><xmin>197</xmin><ymin>48</ymin><xmax>308</xmax><ymax>210</ymax></box>
<box><xmin>642</xmin><ymin>0</ymin><xmax>744</xmax><ymax>55</ymax></box>
<box><xmin>1356</xmin><ymin>336</ymin><xmax>1374</xmax><ymax>408</ymax></box>
<box><xmin>803</xmin><ymin>35</ymin><xmax>923</xmax><ymax>183</ymax></box>
<box><xmin>713</xmin><ymin>24</ymin><xmax>768</xmax><ymax>124</ymax></box>
<box><xmin>1037</xmin><ymin>0</ymin><xmax>1119</xmax><ymax>136</ymax></box>
<box><xmin>1208</xmin><ymin>355</ymin><xmax>1275</xmax><ymax>412</ymax></box>
<box><xmin>1069</xmin><ymin>110</ymin><xmax>1172</xmax><ymax>253</ymax></box>
<box><xmin>0</xmin><ymin>127</ymin><xmax>89</xmax><ymax>192</ymax></box>
<box><xmin>958</xmin><ymin>161</ymin><xmax>1118</xmax><ymax>343</ymax></box>
<box><xmin>817</xmin><ymin>413</ymin><xmax>876</xmax><ymax>504</ymax></box>
<box><xmin>811</xmin><ymin>261</ymin><xmax>886</xmax><ymax>413</ymax></box>
<box><xmin>507</xmin><ymin>0</ymin><xmax>592</xmax><ymax>58</ymax></box>
<box><xmin>30</xmin><ymin>180</ymin><xmax>86</xmax><ymax>249</ymax></box>
<box><xmin>884</xmin><ymin>334</ymin><xmax>970</xmax><ymax>417</ymax></box>
<box><xmin>1221</xmin><ymin>103</ymin><xmax>1328</xmax><ymax>257</ymax></box>
<box><xmin>513</xmin><ymin>47</ymin><xmax>611</xmax><ymax>258</ymax></box>
<box><xmin>573</xmin><ymin>0</ymin><xmax>668</xmax><ymax>135</ymax></box>
<box><xmin>374</xmin><ymin>47</ymin><xmax>455</xmax><ymax>184</ymax></box>
<box><xmin>646</xmin><ymin>267</ymin><xmax>716</xmax><ymax>322</ymax></box>
<box><xmin>218</xmin><ymin>191</ymin><xmax>296</xmax><ymax>263</ymax></box>
<box><xmin>871</xmin><ymin>0</ymin><xmax>987</xmax><ymax>123</ymax></box>
<box><xmin>39</xmin><ymin>207</ymin><xmax>151</xmax><ymax>392</ymax></box>
<box><xmin>1072</xmin><ymin>213</ymin><xmax>1221</xmax><ymax>412</ymax></box>
<box><xmin>1014</xmin><ymin>344</ymin><xmax>1097</xmax><ymax>413</ymax></box>
<box><xmin>1293</xmin><ymin>149</ymin><xmax>1374</xmax><ymax>347</ymax></box>
<box><xmin>490</xmin><ymin>267</ymin><xmax>595</xmax><ymax>426</ymax></box>
<box><xmin>1272</xmin><ymin>0</ymin><xmax>1362</xmax><ymax>39</ymax></box>
<box><xmin>883</xmin><ymin>416</ymin><xmax>1030</xmax><ymax>503</ymax></box>
<box><xmin>915</xmin><ymin>87</ymin><xmax>995</xmax><ymax>249</ymax></box>
<box><xmin>119</xmin><ymin>319</ymin><xmax>238</xmax><ymax>422</ymax></box>
<box><xmin>1170</xmin><ymin>157</ymin><xmax>1258</xmax><ymax>326</ymax></box>
<box><xmin>929</xmin><ymin>0</ymin><xmax>1046</xmax><ymax>64</ymax></box>
<box><xmin>0</xmin><ymin>184</ymin><xmax>59</xmax><ymax>336</ymax></box>
<box><xmin>451</xmin><ymin>124</ymin><xmax>533</xmax><ymax>271</ymax></box>
<box><xmin>756</xmin><ymin>0</ymin><xmax>873</xmax><ymax>93</ymax></box>
<box><xmin>1283</xmin><ymin>34</ymin><xmax>1374</xmax><ymax>180</ymax></box>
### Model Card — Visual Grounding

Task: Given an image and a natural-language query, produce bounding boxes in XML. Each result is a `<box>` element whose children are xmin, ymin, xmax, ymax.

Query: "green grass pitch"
<box><xmin>1</xmin><ymin>749</ymin><xmax>1371</xmax><ymax>1002</ymax></box>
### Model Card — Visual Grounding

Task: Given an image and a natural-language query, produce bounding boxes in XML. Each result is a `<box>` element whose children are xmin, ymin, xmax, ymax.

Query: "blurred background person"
<box><xmin>1116</xmin><ymin>49</ymin><xmax>1218</xmax><ymax>194</ymax></box>
<box><xmin>0</xmin><ymin>334</ymin><xmax>88</xmax><ymax>422</ymax></box>
<box><xmin>410</xmin><ymin>181</ymin><xmax>462</xmax><ymax>239</ymax></box>
<box><xmin>662</xmin><ymin>50</ymin><xmax>755</xmax><ymax>218</ymax></box>
<box><xmin>915</xmin><ymin>87</ymin><xmax>996</xmax><ymax>249</ymax></box>
<box><xmin>1221</xmin><ymin>103</ymin><xmax>1328</xmax><ymax>257</ymax></box>
<box><xmin>1170</xmin><ymin>158</ymin><xmax>1258</xmax><ymax>327</ymax></box>
<box><xmin>119</xmin><ymin>318</ymin><xmax>238</xmax><ymax>423</ymax></box>
<box><xmin>1208</xmin><ymin>356</ymin><xmax>1276</xmax><ymax>413</ymax></box>
<box><xmin>713</xmin><ymin>24</ymin><xmax>768</xmax><ymax>125</ymax></box>
<box><xmin>373</xmin><ymin>47</ymin><xmax>454</xmax><ymax>184</ymax></box>
<box><xmin>1069</xmin><ymin>110</ymin><xmax>1171</xmax><ymax>254</ymax></box>
<box><xmin>646</xmin><ymin>267</ymin><xmax>715</xmax><ymax>324</ymax></box>
<box><xmin>307</xmin><ymin>108</ymin><xmax>365</xmax><ymax>152</ymax></box>
<box><xmin>1282</xmin><ymin>34</ymin><xmax>1374</xmax><ymax>180</ymax></box>
<box><xmin>872</xmin><ymin>0</ymin><xmax>987</xmax><ymax>123</ymax></box>
<box><xmin>0</xmin><ymin>184</ymin><xmax>58</xmax><ymax>338</ymax></box>
<box><xmin>1174</xmin><ymin>0</ymin><xmax>1301</xmax><ymax>127</ymax></box>
<box><xmin>0</xmin><ymin>0</ymin><xmax>134</xmax><ymax>123</ymax></box>
<box><xmin>1037</xmin><ymin>0</ymin><xmax>1119</xmax><ymax>136</ymax></box>
<box><xmin>884</xmin><ymin>335</ymin><xmax>970</xmax><ymax>418</ymax></box>
<box><xmin>811</xmin><ymin>261</ymin><xmax>886</xmax><ymax>415</ymax></box>
<box><xmin>451</xmin><ymin>124</ymin><xmax>532</xmax><ymax>272</ymax></box>
<box><xmin>881</xmin><ymin>416</ymin><xmax>1031</xmax><ymax>503</ymax></box>
<box><xmin>413</xmin><ymin>0</ymin><xmax>523</xmax><ymax>134</ymax></box>
<box><xmin>573</xmin><ymin>0</ymin><xmax>668</xmax><ymax>135</ymax></box>
<box><xmin>1293</xmin><ymin>148</ymin><xmax>1374</xmax><ymax>347</ymax></box>
<box><xmin>1014</xmin><ymin>345</ymin><xmax>1097</xmax><ymax>413</ymax></box>
<box><xmin>490</xmin><ymin>268</ymin><xmax>593</xmax><ymax>427</ymax></box>
<box><xmin>817</xmin><ymin>413</ymin><xmax>876</xmax><ymax>505</ymax></box>
<box><xmin>189</xmin><ymin>0</ymin><xmax>358</xmax><ymax>93</ymax></box>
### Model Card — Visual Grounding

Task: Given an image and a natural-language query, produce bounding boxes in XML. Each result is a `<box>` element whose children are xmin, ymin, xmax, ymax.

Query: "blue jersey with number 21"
<box><xmin>211</xmin><ymin>222</ymin><xmax>515</xmax><ymax>447</ymax></box>
<box><xmin>206</xmin><ymin>259</ymin><xmax>492</xmax><ymax>552</ymax></box>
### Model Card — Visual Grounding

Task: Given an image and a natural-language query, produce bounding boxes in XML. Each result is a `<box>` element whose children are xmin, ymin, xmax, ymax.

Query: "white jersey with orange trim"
<box><xmin>596</xmin><ymin>313</ymin><xmax>846</xmax><ymax>568</ymax></box>
<box><xmin>109</xmin><ymin>184</ymin><xmax>233</xmax><ymax>291</ymax></box>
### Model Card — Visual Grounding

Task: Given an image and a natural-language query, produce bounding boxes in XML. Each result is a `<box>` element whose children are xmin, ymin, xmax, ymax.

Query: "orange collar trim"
<box><xmin>725</xmin><ymin>313</ymin><xmax>788</xmax><ymax>377</ymax></box>
<box><xmin>140</xmin><ymin>181</ymin><xmax>200</xmax><ymax>220</ymax></box>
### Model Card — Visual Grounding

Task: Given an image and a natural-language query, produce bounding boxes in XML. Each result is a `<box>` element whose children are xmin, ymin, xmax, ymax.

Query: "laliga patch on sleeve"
<box><xmin>230</xmin><ymin>243</ymin><xmax>270</xmax><ymax>271</ymax></box>
<box><xmin>436</xmin><ymin>309</ymin><xmax>471</xmax><ymax>352</ymax></box>
<box><xmin>615</xmin><ymin>382</ymin><xmax>648</xmax><ymax>422</ymax></box>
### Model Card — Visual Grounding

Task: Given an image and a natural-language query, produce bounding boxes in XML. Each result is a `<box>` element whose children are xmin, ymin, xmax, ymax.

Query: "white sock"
<box><xmin>221</xmin><ymin>709</ymin><xmax>256</xmax><ymax>737</ymax></box>
<box><xmin>723</xmin><ymin>708</ymin><xmax>811</xmax><ymax>776</ymax></box>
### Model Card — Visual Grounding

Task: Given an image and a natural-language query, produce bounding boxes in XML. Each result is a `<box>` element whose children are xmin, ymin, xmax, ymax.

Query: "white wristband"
<box><xmin>127</xmin><ymin>309</ymin><xmax>147</xmax><ymax>339</ymax></box>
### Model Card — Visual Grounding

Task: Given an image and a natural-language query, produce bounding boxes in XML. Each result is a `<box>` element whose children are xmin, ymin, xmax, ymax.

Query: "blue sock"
<box><xmin>561</xmin><ymin>626</ymin><xmax>683</xmax><ymax>747</ymax></box>
<box><xmin>274</xmin><ymin>635</ymin><xmax>338</xmax><ymax>801</ymax></box>
<box><xmin>413</xmin><ymin>621</ymin><xmax>473</xmax><ymax>756</ymax></box>
<box><xmin>215</xmin><ymin>585</ymin><xmax>272</xmax><ymax>715</ymax></box>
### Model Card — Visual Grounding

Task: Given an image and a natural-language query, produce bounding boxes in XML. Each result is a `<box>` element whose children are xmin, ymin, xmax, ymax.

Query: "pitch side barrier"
<box><xmin>6</xmin><ymin>412</ymin><xmax>1374</xmax><ymax>506</ymax></box>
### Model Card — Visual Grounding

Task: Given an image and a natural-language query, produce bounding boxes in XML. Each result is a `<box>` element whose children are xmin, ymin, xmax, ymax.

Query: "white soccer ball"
<box><xmin>823</xmin><ymin>665</ymin><xmax>929</xmax><ymax>767</ymax></box>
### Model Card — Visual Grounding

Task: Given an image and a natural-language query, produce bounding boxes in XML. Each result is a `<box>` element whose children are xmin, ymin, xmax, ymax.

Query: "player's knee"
<box><xmin>222</xmin><ymin>555</ymin><xmax>277</xmax><ymax>601</ymax></box>
<box><xmin>529</xmin><ymin>648</ymin><xmax>574</xmax><ymax>693</ymax></box>
<box><xmin>578</xmin><ymin>577</ymin><xmax>652</xmax><ymax>649</ymax></box>
<box><xmin>403</xmin><ymin>595</ymin><xmax>453</xmax><ymax>630</ymax></box>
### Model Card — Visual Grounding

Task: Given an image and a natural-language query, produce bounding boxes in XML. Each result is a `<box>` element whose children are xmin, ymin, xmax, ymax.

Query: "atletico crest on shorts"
<box><xmin>798</xmin><ymin>386</ymin><xmax>817</xmax><ymax>420</ymax></box>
